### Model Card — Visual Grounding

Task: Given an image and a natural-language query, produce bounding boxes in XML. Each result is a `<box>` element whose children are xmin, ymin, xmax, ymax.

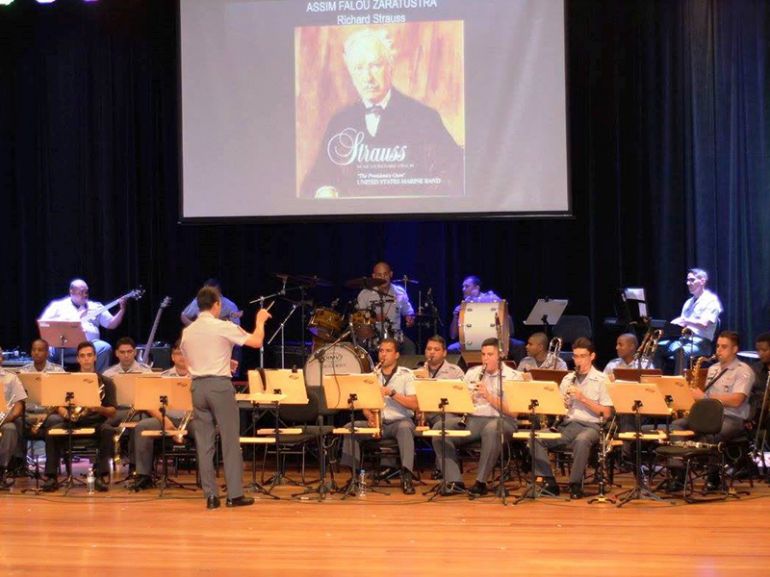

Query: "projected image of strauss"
<box><xmin>302</xmin><ymin>28</ymin><xmax>463</xmax><ymax>199</ymax></box>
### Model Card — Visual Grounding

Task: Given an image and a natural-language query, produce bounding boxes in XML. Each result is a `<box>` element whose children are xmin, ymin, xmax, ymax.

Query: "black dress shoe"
<box><xmin>226</xmin><ymin>495</ymin><xmax>255</xmax><ymax>508</ymax></box>
<box><xmin>42</xmin><ymin>477</ymin><xmax>59</xmax><ymax>493</ymax></box>
<box><xmin>542</xmin><ymin>478</ymin><xmax>560</xmax><ymax>496</ymax></box>
<box><xmin>468</xmin><ymin>481</ymin><xmax>488</xmax><ymax>498</ymax></box>
<box><xmin>705</xmin><ymin>475</ymin><xmax>722</xmax><ymax>492</ymax></box>
<box><xmin>207</xmin><ymin>495</ymin><xmax>221</xmax><ymax>510</ymax></box>
<box><xmin>129</xmin><ymin>474</ymin><xmax>154</xmax><ymax>492</ymax></box>
<box><xmin>569</xmin><ymin>483</ymin><xmax>584</xmax><ymax>500</ymax></box>
<box><xmin>401</xmin><ymin>469</ymin><xmax>415</xmax><ymax>495</ymax></box>
<box><xmin>92</xmin><ymin>476</ymin><xmax>110</xmax><ymax>493</ymax></box>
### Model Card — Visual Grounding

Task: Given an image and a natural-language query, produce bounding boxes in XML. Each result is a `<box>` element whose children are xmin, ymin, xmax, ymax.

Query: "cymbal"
<box><xmin>294</xmin><ymin>275</ymin><xmax>333</xmax><ymax>288</ymax></box>
<box><xmin>398</xmin><ymin>275</ymin><xmax>419</xmax><ymax>285</ymax></box>
<box><xmin>273</xmin><ymin>273</ymin><xmax>332</xmax><ymax>287</ymax></box>
<box><xmin>344</xmin><ymin>277</ymin><xmax>387</xmax><ymax>290</ymax></box>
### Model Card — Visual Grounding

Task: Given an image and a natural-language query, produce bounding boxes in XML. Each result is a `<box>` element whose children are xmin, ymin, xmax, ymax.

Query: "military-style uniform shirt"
<box><xmin>376</xmin><ymin>365</ymin><xmax>416</xmax><ymax>422</ymax></box>
<box><xmin>704</xmin><ymin>359</ymin><xmax>755</xmax><ymax>421</ymax></box>
<box><xmin>464</xmin><ymin>364</ymin><xmax>523</xmax><ymax>418</ymax></box>
<box><xmin>560</xmin><ymin>366</ymin><xmax>612</xmax><ymax>424</ymax></box>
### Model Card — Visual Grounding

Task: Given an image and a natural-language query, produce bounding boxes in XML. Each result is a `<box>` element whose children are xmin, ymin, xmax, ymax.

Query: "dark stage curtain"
<box><xmin>1</xmin><ymin>0</ymin><xmax>768</xmax><ymax>364</ymax></box>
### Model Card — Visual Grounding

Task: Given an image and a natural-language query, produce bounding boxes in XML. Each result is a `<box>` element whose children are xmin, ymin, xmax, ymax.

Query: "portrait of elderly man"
<box><xmin>300</xmin><ymin>26</ymin><xmax>464</xmax><ymax>199</ymax></box>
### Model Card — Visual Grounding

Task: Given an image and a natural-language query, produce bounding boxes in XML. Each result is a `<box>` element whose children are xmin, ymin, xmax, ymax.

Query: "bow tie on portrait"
<box><xmin>366</xmin><ymin>104</ymin><xmax>384</xmax><ymax>116</ymax></box>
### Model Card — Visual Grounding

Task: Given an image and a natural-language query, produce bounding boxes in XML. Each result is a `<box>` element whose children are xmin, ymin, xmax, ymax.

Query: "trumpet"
<box><xmin>633</xmin><ymin>328</ymin><xmax>663</xmax><ymax>367</ymax></box>
<box><xmin>68</xmin><ymin>380</ymin><xmax>106</xmax><ymax>424</ymax></box>
<box><xmin>545</xmin><ymin>337</ymin><xmax>562</xmax><ymax>369</ymax></box>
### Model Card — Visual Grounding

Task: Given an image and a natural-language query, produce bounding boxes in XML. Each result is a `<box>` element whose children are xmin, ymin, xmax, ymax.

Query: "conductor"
<box><xmin>181</xmin><ymin>286</ymin><xmax>271</xmax><ymax>509</ymax></box>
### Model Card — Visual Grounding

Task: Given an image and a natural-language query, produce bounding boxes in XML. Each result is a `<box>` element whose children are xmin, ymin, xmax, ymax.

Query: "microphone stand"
<box><xmin>492</xmin><ymin>356</ymin><xmax>509</xmax><ymax>504</ymax></box>
<box><xmin>267</xmin><ymin>302</ymin><xmax>299</xmax><ymax>369</ymax></box>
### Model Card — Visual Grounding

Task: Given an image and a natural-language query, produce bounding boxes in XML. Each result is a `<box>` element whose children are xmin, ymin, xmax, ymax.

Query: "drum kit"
<box><xmin>250</xmin><ymin>272</ymin><xmax>446</xmax><ymax>386</ymax></box>
<box><xmin>252</xmin><ymin>272</ymin><xmax>508</xmax><ymax>383</ymax></box>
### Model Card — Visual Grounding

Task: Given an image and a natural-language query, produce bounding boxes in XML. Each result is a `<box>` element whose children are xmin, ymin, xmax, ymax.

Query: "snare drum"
<box><xmin>350</xmin><ymin>309</ymin><xmax>377</xmax><ymax>340</ymax></box>
<box><xmin>303</xmin><ymin>343</ymin><xmax>373</xmax><ymax>387</ymax></box>
<box><xmin>308</xmin><ymin>307</ymin><xmax>344</xmax><ymax>341</ymax></box>
<box><xmin>459</xmin><ymin>300</ymin><xmax>510</xmax><ymax>362</ymax></box>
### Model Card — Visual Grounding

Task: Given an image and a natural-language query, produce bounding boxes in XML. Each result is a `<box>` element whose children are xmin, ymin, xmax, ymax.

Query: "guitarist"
<box><xmin>39</xmin><ymin>279</ymin><xmax>129</xmax><ymax>372</ymax></box>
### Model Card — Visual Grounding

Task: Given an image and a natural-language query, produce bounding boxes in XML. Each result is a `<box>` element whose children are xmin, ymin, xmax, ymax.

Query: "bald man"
<box><xmin>603</xmin><ymin>333</ymin><xmax>655</xmax><ymax>374</ymax></box>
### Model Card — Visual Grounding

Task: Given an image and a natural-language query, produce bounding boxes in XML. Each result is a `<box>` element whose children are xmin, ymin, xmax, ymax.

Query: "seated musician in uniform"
<box><xmin>356</xmin><ymin>261</ymin><xmax>416</xmax><ymax>354</ymax></box>
<box><xmin>103</xmin><ymin>337</ymin><xmax>152</xmax><ymax>377</ymax></box>
<box><xmin>416</xmin><ymin>335</ymin><xmax>465</xmax><ymax>428</ymax></box>
<box><xmin>531</xmin><ymin>337</ymin><xmax>613</xmax><ymax>499</ymax></box>
<box><xmin>42</xmin><ymin>341</ymin><xmax>118</xmax><ymax>492</ymax></box>
<box><xmin>447</xmin><ymin>276</ymin><xmax>520</xmax><ymax>358</ymax></box>
<box><xmin>419</xmin><ymin>335</ymin><xmax>465</xmax><ymax>380</ymax></box>
<box><xmin>128</xmin><ymin>340</ymin><xmax>196</xmax><ymax>492</ymax></box>
<box><xmin>20</xmin><ymin>339</ymin><xmax>65</xmax><ymax>446</ymax></box>
<box><xmin>603</xmin><ymin>333</ymin><xmax>654</xmax><ymax>375</ymax></box>
<box><xmin>659</xmin><ymin>268</ymin><xmax>723</xmax><ymax>371</ymax></box>
<box><xmin>339</xmin><ymin>338</ymin><xmax>418</xmax><ymax>495</ymax></box>
<box><xmin>0</xmin><ymin>348</ymin><xmax>27</xmax><ymax>489</ymax></box>
<box><xmin>517</xmin><ymin>332</ymin><xmax>567</xmax><ymax>371</ymax></box>
<box><xmin>431</xmin><ymin>338</ymin><xmax>522</xmax><ymax>497</ymax></box>
<box><xmin>20</xmin><ymin>339</ymin><xmax>65</xmax><ymax>373</ymax></box>
<box><xmin>668</xmin><ymin>330</ymin><xmax>755</xmax><ymax>491</ymax></box>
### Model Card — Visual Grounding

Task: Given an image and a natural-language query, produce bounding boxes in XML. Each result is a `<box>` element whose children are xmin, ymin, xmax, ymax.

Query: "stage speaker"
<box><xmin>137</xmin><ymin>344</ymin><xmax>171</xmax><ymax>369</ymax></box>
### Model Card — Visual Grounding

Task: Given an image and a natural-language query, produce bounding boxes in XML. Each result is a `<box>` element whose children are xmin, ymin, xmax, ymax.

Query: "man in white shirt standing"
<box><xmin>181</xmin><ymin>286</ymin><xmax>271</xmax><ymax>510</ymax></box>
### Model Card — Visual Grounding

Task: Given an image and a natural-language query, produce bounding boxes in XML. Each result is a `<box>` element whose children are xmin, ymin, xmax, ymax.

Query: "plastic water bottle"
<box><xmin>357</xmin><ymin>468</ymin><xmax>367</xmax><ymax>498</ymax></box>
<box><xmin>86</xmin><ymin>467</ymin><xmax>95</xmax><ymax>495</ymax></box>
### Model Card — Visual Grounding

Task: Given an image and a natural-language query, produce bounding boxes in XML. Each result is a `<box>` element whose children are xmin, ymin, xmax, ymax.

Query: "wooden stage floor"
<box><xmin>2</xmin><ymin>469</ymin><xmax>769</xmax><ymax>577</ymax></box>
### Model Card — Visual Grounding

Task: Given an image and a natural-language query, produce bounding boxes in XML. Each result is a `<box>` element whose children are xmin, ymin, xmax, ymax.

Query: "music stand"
<box><xmin>134</xmin><ymin>376</ymin><xmax>193</xmax><ymax>496</ymax></box>
<box><xmin>37</xmin><ymin>320</ymin><xmax>86</xmax><ymax>367</ymax></box>
<box><xmin>642</xmin><ymin>375</ymin><xmax>694</xmax><ymax>431</ymax></box>
<box><xmin>40</xmin><ymin>373</ymin><xmax>101</xmax><ymax>493</ymax></box>
<box><xmin>413</xmin><ymin>379</ymin><xmax>473</xmax><ymax>499</ymax></box>
<box><xmin>523</xmin><ymin>299</ymin><xmax>568</xmax><ymax>340</ymax></box>
<box><xmin>323</xmin><ymin>373</ymin><xmax>386</xmax><ymax>498</ymax></box>
<box><xmin>235</xmin><ymin>374</ymin><xmax>284</xmax><ymax>499</ymax></box>
<box><xmin>529</xmin><ymin>369</ymin><xmax>569</xmax><ymax>385</ymax></box>
<box><xmin>259</xmin><ymin>369</ymin><xmax>309</xmax><ymax>491</ymax></box>
<box><xmin>613</xmin><ymin>368</ymin><xmax>662</xmax><ymax>383</ymax></box>
<box><xmin>607</xmin><ymin>383</ymin><xmax>671</xmax><ymax>507</ymax></box>
<box><xmin>503</xmin><ymin>380</ymin><xmax>566</xmax><ymax>504</ymax></box>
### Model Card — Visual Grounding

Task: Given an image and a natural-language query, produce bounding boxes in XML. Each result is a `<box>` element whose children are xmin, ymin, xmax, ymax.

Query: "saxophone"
<box><xmin>174</xmin><ymin>411</ymin><xmax>193</xmax><ymax>443</ymax></box>
<box><xmin>112</xmin><ymin>407</ymin><xmax>137</xmax><ymax>465</ymax></box>
<box><xmin>688</xmin><ymin>355</ymin><xmax>715</xmax><ymax>390</ymax></box>
<box><xmin>30</xmin><ymin>406</ymin><xmax>59</xmax><ymax>435</ymax></box>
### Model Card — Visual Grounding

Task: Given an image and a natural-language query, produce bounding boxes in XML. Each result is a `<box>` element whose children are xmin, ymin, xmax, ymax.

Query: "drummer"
<box><xmin>356</xmin><ymin>262</ymin><xmax>416</xmax><ymax>354</ymax></box>
<box><xmin>448</xmin><ymin>276</ymin><xmax>516</xmax><ymax>355</ymax></box>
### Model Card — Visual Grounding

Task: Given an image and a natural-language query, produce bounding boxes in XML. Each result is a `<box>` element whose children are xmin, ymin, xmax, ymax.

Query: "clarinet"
<box><xmin>458</xmin><ymin>366</ymin><xmax>485</xmax><ymax>428</ymax></box>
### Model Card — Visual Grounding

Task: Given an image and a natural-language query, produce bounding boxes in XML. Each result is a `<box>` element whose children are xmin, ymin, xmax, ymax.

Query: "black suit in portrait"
<box><xmin>301</xmin><ymin>89</ymin><xmax>464</xmax><ymax>198</ymax></box>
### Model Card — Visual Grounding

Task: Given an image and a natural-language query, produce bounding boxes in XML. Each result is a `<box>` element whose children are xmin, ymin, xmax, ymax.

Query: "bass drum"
<box><xmin>459</xmin><ymin>300</ymin><xmax>510</xmax><ymax>362</ymax></box>
<box><xmin>304</xmin><ymin>343</ymin><xmax>373</xmax><ymax>387</ymax></box>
